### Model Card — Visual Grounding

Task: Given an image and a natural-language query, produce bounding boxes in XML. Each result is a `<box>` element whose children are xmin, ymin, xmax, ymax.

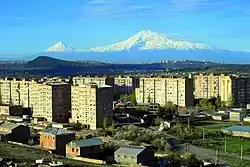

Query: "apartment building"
<box><xmin>72</xmin><ymin>76</ymin><xmax>114</xmax><ymax>87</ymax></box>
<box><xmin>135</xmin><ymin>77</ymin><xmax>193</xmax><ymax>107</ymax></box>
<box><xmin>0</xmin><ymin>78</ymin><xmax>71</xmax><ymax>123</ymax></box>
<box><xmin>30</xmin><ymin>82</ymin><xmax>71</xmax><ymax>123</ymax></box>
<box><xmin>194</xmin><ymin>74</ymin><xmax>221</xmax><ymax>99</ymax></box>
<box><xmin>231</xmin><ymin>76</ymin><xmax>250</xmax><ymax>107</ymax></box>
<box><xmin>194</xmin><ymin>74</ymin><xmax>250</xmax><ymax>107</ymax></box>
<box><xmin>114</xmin><ymin>76</ymin><xmax>138</xmax><ymax>96</ymax></box>
<box><xmin>71</xmin><ymin>83</ymin><xmax>113</xmax><ymax>130</ymax></box>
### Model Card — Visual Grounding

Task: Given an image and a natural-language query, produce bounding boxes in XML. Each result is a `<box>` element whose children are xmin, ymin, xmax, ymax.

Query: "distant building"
<box><xmin>114</xmin><ymin>76</ymin><xmax>139</xmax><ymax>96</ymax></box>
<box><xmin>114</xmin><ymin>146</ymin><xmax>154</xmax><ymax>166</ymax></box>
<box><xmin>71</xmin><ymin>83</ymin><xmax>113</xmax><ymax>130</ymax></box>
<box><xmin>0</xmin><ymin>105</ymin><xmax>32</xmax><ymax>117</ymax></box>
<box><xmin>222</xmin><ymin>125</ymin><xmax>250</xmax><ymax>138</ymax></box>
<box><xmin>229</xmin><ymin>108</ymin><xmax>247</xmax><ymax>122</ymax></box>
<box><xmin>66</xmin><ymin>138</ymin><xmax>103</xmax><ymax>158</ymax></box>
<box><xmin>194</xmin><ymin>74</ymin><xmax>250</xmax><ymax>107</ymax></box>
<box><xmin>231</xmin><ymin>76</ymin><xmax>250</xmax><ymax>108</ymax></box>
<box><xmin>39</xmin><ymin>127</ymin><xmax>75</xmax><ymax>156</ymax></box>
<box><xmin>212</xmin><ymin>113</ymin><xmax>228</xmax><ymax>121</ymax></box>
<box><xmin>0</xmin><ymin>122</ymin><xmax>30</xmax><ymax>143</ymax></box>
<box><xmin>0</xmin><ymin>78</ymin><xmax>71</xmax><ymax>123</ymax></box>
<box><xmin>135</xmin><ymin>77</ymin><xmax>193</xmax><ymax>107</ymax></box>
<box><xmin>194</xmin><ymin>74</ymin><xmax>232</xmax><ymax>103</ymax></box>
<box><xmin>72</xmin><ymin>76</ymin><xmax>114</xmax><ymax>87</ymax></box>
<box><xmin>31</xmin><ymin>82</ymin><xmax>71</xmax><ymax>123</ymax></box>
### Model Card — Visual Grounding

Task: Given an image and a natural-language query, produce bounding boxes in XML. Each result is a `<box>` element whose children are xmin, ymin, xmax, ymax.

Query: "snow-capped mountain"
<box><xmin>88</xmin><ymin>30</ymin><xmax>217</xmax><ymax>52</ymax></box>
<box><xmin>45</xmin><ymin>41</ymin><xmax>74</xmax><ymax>52</ymax></box>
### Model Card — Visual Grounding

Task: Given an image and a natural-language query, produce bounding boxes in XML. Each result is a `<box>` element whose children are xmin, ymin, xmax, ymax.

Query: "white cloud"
<box><xmin>81</xmin><ymin>0</ymin><xmax>154</xmax><ymax>18</ymax></box>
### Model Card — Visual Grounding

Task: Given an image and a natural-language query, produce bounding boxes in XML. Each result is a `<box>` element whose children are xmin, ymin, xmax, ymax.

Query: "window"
<box><xmin>76</xmin><ymin>149</ymin><xmax>79</xmax><ymax>152</ymax></box>
<box><xmin>72</xmin><ymin>148</ymin><xmax>75</xmax><ymax>152</ymax></box>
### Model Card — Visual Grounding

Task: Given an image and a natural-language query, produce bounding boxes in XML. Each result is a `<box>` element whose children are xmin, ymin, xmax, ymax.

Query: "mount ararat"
<box><xmin>22</xmin><ymin>30</ymin><xmax>250</xmax><ymax>63</ymax></box>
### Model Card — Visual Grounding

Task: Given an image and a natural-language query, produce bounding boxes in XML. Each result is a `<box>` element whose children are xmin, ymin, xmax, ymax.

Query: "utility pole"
<box><xmin>203</xmin><ymin>128</ymin><xmax>205</xmax><ymax>140</ymax></box>
<box><xmin>224</xmin><ymin>136</ymin><xmax>227</xmax><ymax>152</ymax></box>
<box><xmin>241</xmin><ymin>145</ymin><xmax>243</xmax><ymax>161</ymax></box>
<box><xmin>188</xmin><ymin>118</ymin><xmax>190</xmax><ymax>128</ymax></box>
<box><xmin>215</xmin><ymin>149</ymin><xmax>219</xmax><ymax>166</ymax></box>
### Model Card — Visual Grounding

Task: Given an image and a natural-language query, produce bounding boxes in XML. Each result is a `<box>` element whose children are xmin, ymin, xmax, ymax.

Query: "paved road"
<box><xmin>149</xmin><ymin>127</ymin><xmax>248</xmax><ymax>166</ymax></box>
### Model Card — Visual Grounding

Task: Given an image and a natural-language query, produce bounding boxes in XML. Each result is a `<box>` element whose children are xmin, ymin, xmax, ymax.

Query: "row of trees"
<box><xmin>197</xmin><ymin>96</ymin><xmax>233</xmax><ymax>114</ymax></box>
<box><xmin>113</xmin><ymin>125</ymin><xmax>171</xmax><ymax>152</ymax></box>
<box><xmin>119</xmin><ymin>91</ymin><xmax>137</xmax><ymax>106</ymax></box>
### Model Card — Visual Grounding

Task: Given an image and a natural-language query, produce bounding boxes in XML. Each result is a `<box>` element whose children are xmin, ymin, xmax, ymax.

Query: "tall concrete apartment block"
<box><xmin>231</xmin><ymin>76</ymin><xmax>250</xmax><ymax>108</ymax></box>
<box><xmin>194</xmin><ymin>74</ymin><xmax>233</xmax><ymax>104</ymax></box>
<box><xmin>72</xmin><ymin>76</ymin><xmax>114</xmax><ymax>96</ymax></box>
<box><xmin>0</xmin><ymin>78</ymin><xmax>71</xmax><ymax>123</ymax></box>
<box><xmin>71</xmin><ymin>83</ymin><xmax>113</xmax><ymax>130</ymax></box>
<box><xmin>194</xmin><ymin>74</ymin><xmax>250</xmax><ymax>107</ymax></box>
<box><xmin>114</xmin><ymin>76</ymin><xmax>139</xmax><ymax>96</ymax></box>
<box><xmin>135</xmin><ymin>77</ymin><xmax>193</xmax><ymax>107</ymax></box>
<box><xmin>72</xmin><ymin>76</ymin><xmax>114</xmax><ymax>87</ymax></box>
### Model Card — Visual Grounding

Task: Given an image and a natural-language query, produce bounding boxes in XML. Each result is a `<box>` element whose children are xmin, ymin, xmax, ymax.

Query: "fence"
<box><xmin>70</xmin><ymin>156</ymin><xmax>106</xmax><ymax>165</ymax></box>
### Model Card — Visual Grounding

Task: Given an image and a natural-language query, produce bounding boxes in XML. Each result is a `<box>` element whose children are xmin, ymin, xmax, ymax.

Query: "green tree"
<box><xmin>130</xmin><ymin>91</ymin><xmax>137</xmax><ymax>106</ymax></box>
<box><xmin>120</xmin><ymin>94</ymin><xmax>129</xmax><ymax>101</ymax></box>
<box><xmin>111</xmin><ymin>121</ymin><xmax>116</xmax><ymax>136</ymax></box>
<box><xmin>158</xmin><ymin>102</ymin><xmax>178</xmax><ymax>120</ymax></box>
<box><xmin>103</xmin><ymin>117</ymin><xmax>108</xmax><ymax>130</ymax></box>
<box><xmin>215</xmin><ymin>96</ymin><xmax>221</xmax><ymax>110</ymax></box>
<box><xmin>227</xmin><ymin>94</ymin><xmax>233</xmax><ymax>107</ymax></box>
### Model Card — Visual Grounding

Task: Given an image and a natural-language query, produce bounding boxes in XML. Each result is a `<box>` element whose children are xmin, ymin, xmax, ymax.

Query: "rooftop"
<box><xmin>40</xmin><ymin>127</ymin><xmax>75</xmax><ymax>136</ymax></box>
<box><xmin>69</xmin><ymin>138</ymin><xmax>103</xmax><ymax>148</ymax></box>
<box><xmin>75</xmin><ymin>83</ymin><xmax>112</xmax><ymax>88</ymax></box>
<box><xmin>0</xmin><ymin>122</ymin><xmax>22</xmax><ymax>130</ymax></box>
<box><xmin>115</xmin><ymin>146</ymin><xmax>146</xmax><ymax>156</ymax></box>
<box><xmin>46</xmin><ymin>82</ymin><xmax>68</xmax><ymax>86</ymax></box>
<box><xmin>223</xmin><ymin>125</ymin><xmax>250</xmax><ymax>133</ymax></box>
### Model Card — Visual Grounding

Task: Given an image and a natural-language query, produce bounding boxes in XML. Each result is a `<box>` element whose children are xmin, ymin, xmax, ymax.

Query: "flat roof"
<box><xmin>69</xmin><ymin>138</ymin><xmax>103</xmax><ymax>148</ymax></box>
<box><xmin>223</xmin><ymin>125</ymin><xmax>250</xmax><ymax>133</ymax></box>
<box><xmin>115</xmin><ymin>146</ymin><xmax>146</xmax><ymax>156</ymax></box>
<box><xmin>74</xmin><ymin>83</ymin><xmax>112</xmax><ymax>88</ymax></box>
<box><xmin>46</xmin><ymin>82</ymin><xmax>68</xmax><ymax>86</ymax></box>
<box><xmin>0</xmin><ymin>122</ymin><xmax>22</xmax><ymax>130</ymax></box>
<box><xmin>40</xmin><ymin>127</ymin><xmax>75</xmax><ymax>136</ymax></box>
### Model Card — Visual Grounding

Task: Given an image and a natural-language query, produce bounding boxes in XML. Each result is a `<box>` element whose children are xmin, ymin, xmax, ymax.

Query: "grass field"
<box><xmin>219</xmin><ymin>155</ymin><xmax>250</xmax><ymax>167</ymax></box>
<box><xmin>192</xmin><ymin>120</ymin><xmax>236</xmax><ymax>130</ymax></box>
<box><xmin>191</xmin><ymin>120</ymin><xmax>250</xmax><ymax>155</ymax></box>
<box><xmin>0</xmin><ymin>142</ymin><xmax>112</xmax><ymax>167</ymax></box>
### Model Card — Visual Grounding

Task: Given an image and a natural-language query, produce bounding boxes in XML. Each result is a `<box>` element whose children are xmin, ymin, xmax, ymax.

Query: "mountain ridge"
<box><xmin>44</xmin><ymin>30</ymin><xmax>218</xmax><ymax>53</ymax></box>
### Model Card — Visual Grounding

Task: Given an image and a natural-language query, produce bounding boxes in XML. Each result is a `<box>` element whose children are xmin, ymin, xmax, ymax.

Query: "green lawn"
<box><xmin>219</xmin><ymin>155</ymin><xmax>250</xmax><ymax>167</ymax></box>
<box><xmin>190</xmin><ymin>120</ymin><xmax>250</xmax><ymax>155</ymax></box>
<box><xmin>218</xmin><ymin>137</ymin><xmax>250</xmax><ymax>155</ymax></box>
<box><xmin>192</xmin><ymin>120</ymin><xmax>236</xmax><ymax>130</ymax></box>
<box><xmin>0</xmin><ymin>142</ymin><xmax>112</xmax><ymax>167</ymax></box>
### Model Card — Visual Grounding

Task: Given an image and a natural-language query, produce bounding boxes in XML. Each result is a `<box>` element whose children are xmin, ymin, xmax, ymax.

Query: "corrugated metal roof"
<box><xmin>70</xmin><ymin>138</ymin><xmax>103</xmax><ymax>147</ymax></box>
<box><xmin>223</xmin><ymin>125</ymin><xmax>250</xmax><ymax>133</ymax></box>
<box><xmin>115</xmin><ymin>146</ymin><xmax>146</xmax><ymax>156</ymax></box>
<box><xmin>40</xmin><ymin>127</ymin><xmax>75</xmax><ymax>136</ymax></box>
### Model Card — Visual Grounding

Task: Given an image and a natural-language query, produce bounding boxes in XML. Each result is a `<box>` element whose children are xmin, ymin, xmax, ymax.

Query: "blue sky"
<box><xmin>1</xmin><ymin>0</ymin><xmax>250</xmax><ymax>55</ymax></box>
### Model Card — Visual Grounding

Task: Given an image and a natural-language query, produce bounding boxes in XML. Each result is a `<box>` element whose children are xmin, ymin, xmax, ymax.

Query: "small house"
<box><xmin>114</xmin><ymin>146</ymin><xmax>154</xmax><ymax>166</ymax></box>
<box><xmin>66</xmin><ymin>138</ymin><xmax>103</xmax><ymax>158</ymax></box>
<box><xmin>39</xmin><ymin>127</ymin><xmax>75</xmax><ymax>156</ymax></box>
<box><xmin>229</xmin><ymin>108</ymin><xmax>247</xmax><ymax>122</ymax></box>
<box><xmin>0</xmin><ymin>122</ymin><xmax>30</xmax><ymax>143</ymax></box>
